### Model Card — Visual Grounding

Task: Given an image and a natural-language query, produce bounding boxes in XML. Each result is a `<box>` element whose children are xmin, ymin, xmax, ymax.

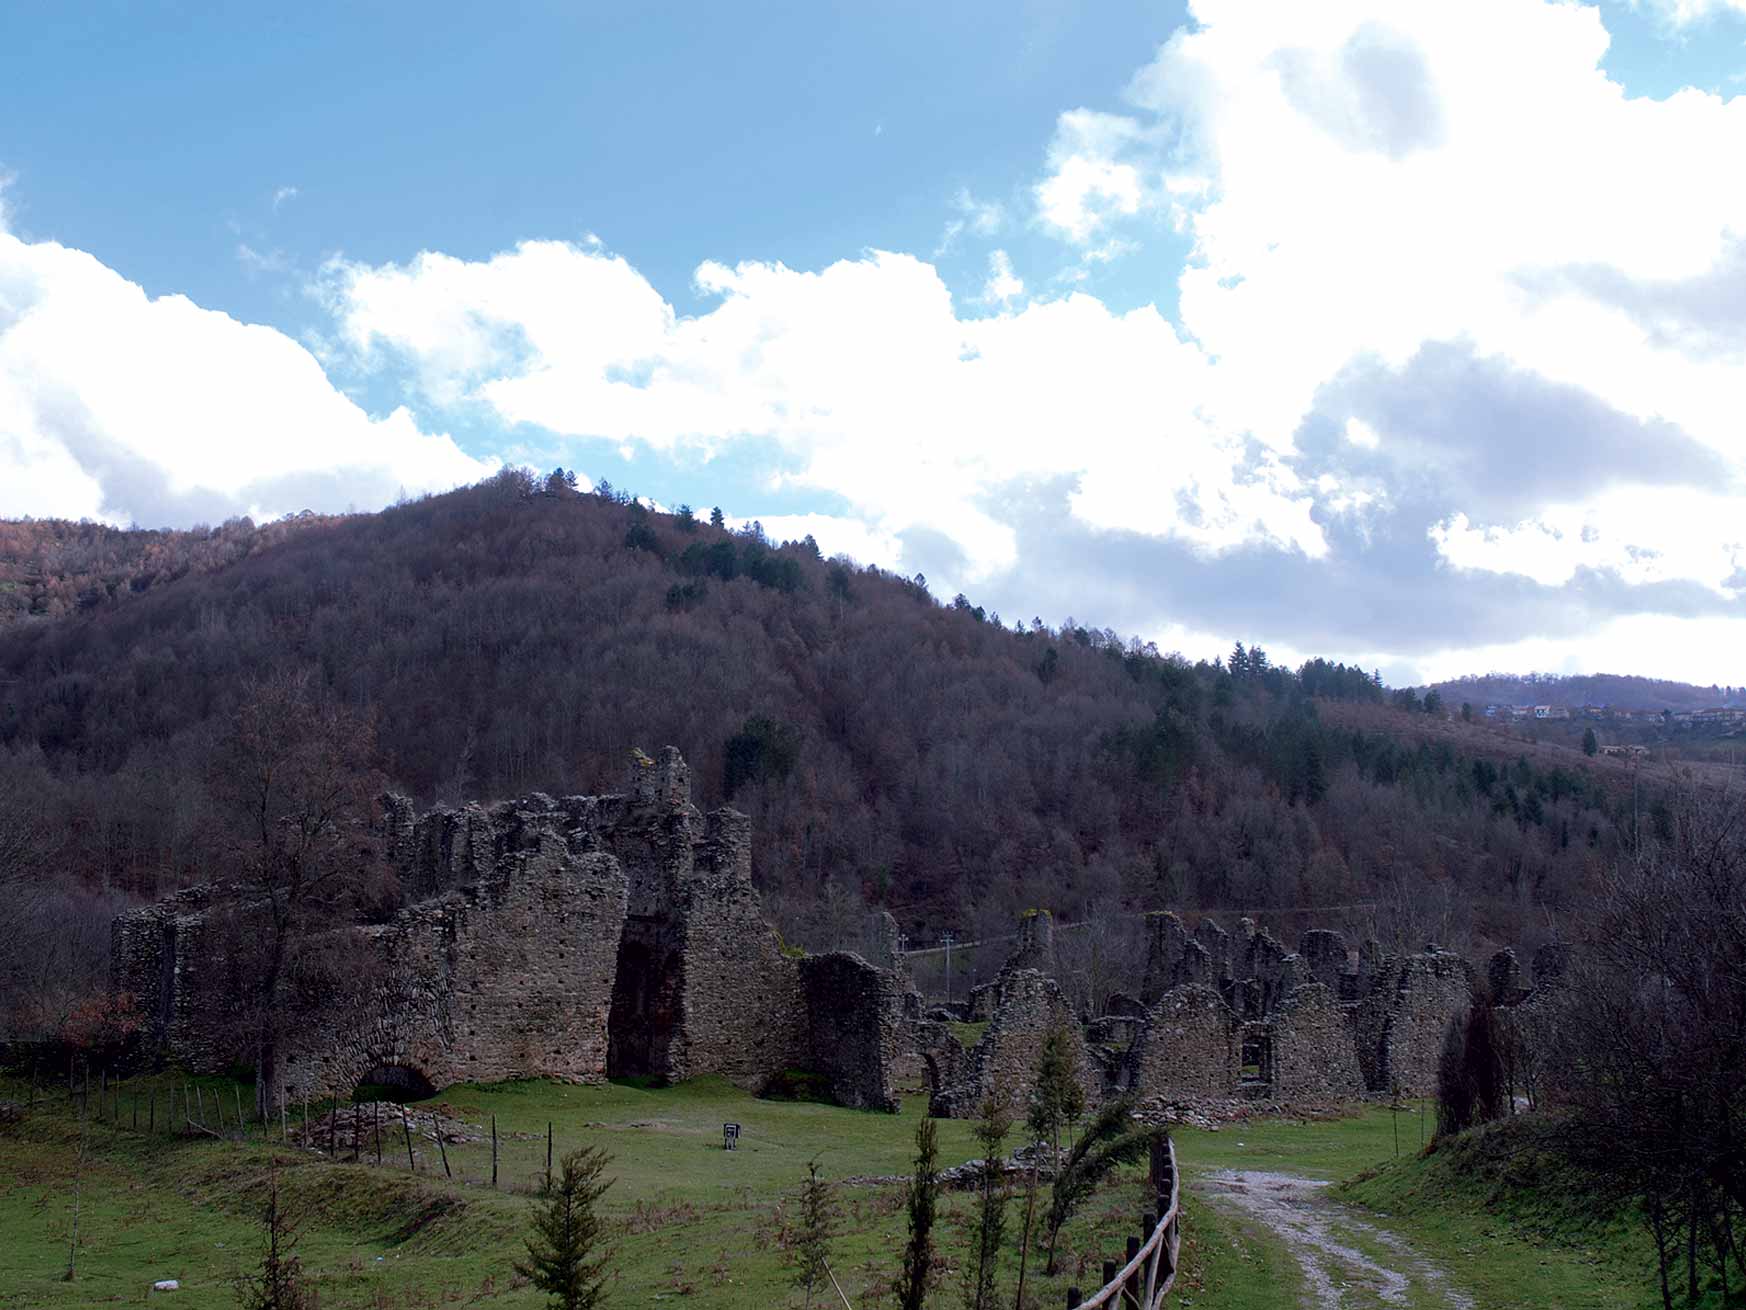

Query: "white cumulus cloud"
<box><xmin>0</xmin><ymin>219</ymin><xmax>493</xmax><ymax>526</ymax></box>
<box><xmin>326</xmin><ymin>238</ymin><xmax>1318</xmax><ymax>590</ymax></box>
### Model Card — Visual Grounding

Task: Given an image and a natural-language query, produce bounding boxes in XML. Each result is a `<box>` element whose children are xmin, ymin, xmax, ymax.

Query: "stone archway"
<box><xmin>352</xmin><ymin>1063</ymin><xmax>437</xmax><ymax>1103</ymax></box>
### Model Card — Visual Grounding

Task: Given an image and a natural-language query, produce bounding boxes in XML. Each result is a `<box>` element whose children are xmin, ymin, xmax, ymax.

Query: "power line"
<box><xmin>894</xmin><ymin>901</ymin><xmax>1380</xmax><ymax>957</ymax></box>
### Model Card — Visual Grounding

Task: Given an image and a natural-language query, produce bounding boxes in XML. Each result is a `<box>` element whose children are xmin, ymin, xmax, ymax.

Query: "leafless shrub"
<box><xmin>1543</xmin><ymin>778</ymin><xmax>1746</xmax><ymax>1307</ymax></box>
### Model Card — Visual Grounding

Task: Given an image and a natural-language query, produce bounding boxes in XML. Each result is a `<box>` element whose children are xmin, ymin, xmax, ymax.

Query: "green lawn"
<box><xmin>1172</xmin><ymin>1102</ymin><xmax>1432</xmax><ymax>1183</ymax></box>
<box><xmin>0</xmin><ymin>1077</ymin><xmax>1658</xmax><ymax>1310</ymax></box>
<box><xmin>0</xmin><ymin>1072</ymin><xmax>1181</xmax><ymax>1310</ymax></box>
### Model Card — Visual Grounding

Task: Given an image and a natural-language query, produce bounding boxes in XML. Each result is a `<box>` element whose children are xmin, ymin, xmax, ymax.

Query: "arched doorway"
<box><xmin>351</xmin><ymin>1063</ymin><xmax>436</xmax><ymax>1103</ymax></box>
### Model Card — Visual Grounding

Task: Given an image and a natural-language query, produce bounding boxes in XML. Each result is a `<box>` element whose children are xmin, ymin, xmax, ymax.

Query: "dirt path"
<box><xmin>1199</xmin><ymin>1170</ymin><xmax>1475</xmax><ymax>1310</ymax></box>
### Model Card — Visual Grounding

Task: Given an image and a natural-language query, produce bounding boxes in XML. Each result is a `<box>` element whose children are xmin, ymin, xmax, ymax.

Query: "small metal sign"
<box><xmin>723</xmin><ymin>1122</ymin><xmax>741</xmax><ymax>1150</ymax></box>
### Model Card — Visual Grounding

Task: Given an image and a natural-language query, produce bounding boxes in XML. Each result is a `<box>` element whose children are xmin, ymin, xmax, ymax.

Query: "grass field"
<box><xmin>0</xmin><ymin>1070</ymin><xmax>1186</xmax><ymax>1310</ymax></box>
<box><xmin>0</xmin><ymin>1074</ymin><xmax>1657</xmax><ymax>1310</ymax></box>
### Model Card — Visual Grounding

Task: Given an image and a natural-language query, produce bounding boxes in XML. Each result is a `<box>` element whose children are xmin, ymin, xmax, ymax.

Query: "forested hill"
<box><xmin>0</xmin><ymin>471</ymin><xmax>1642</xmax><ymax>963</ymax></box>
<box><xmin>1424</xmin><ymin>670</ymin><xmax>1744</xmax><ymax>712</ymax></box>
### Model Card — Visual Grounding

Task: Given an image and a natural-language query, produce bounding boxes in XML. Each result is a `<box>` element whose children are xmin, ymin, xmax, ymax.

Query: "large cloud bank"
<box><xmin>0</xmin><ymin>215</ymin><xmax>492</xmax><ymax>526</ymax></box>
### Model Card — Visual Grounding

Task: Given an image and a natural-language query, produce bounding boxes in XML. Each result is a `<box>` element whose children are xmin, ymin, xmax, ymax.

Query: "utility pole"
<box><xmin>941</xmin><ymin>932</ymin><xmax>956</xmax><ymax>1006</ymax></box>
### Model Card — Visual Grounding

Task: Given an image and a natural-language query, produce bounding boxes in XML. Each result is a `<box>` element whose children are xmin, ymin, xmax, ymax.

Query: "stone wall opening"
<box><xmin>607</xmin><ymin>930</ymin><xmax>682</xmax><ymax>1080</ymax></box>
<box><xmin>352</xmin><ymin>1064</ymin><xmax>436</xmax><ymax>1103</ymax></box>
<box><xmin>922</xmin><ymin>1053</ymin><xmax>942</xmax><ymax>1097</ymax></box>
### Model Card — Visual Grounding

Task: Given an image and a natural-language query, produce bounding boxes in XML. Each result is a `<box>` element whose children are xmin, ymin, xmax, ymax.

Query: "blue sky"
<box><xmin>4</xmin><ymin>0</ymin><xmax>1746</xmax><ymax>683</ymax></box>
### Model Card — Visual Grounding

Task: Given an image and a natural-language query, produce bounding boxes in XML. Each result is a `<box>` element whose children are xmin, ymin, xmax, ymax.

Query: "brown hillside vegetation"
<box><xmin>0</xmin><ymin>512</ymin><xmax>339</xmax><ymax>626</ymax></box>
<box><xmin>0</xmin><ymin>470</ymin><xmax>1661</xmax><ymax>1039</ymax></box>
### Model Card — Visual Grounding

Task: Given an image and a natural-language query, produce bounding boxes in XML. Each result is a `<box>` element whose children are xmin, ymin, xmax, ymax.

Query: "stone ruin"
<box><xmin>112</xmin><ymin>750</ymin><xmax>1562</xmax><ymax>1119</ymax></box>
<box><xmin>923</xmin><ymin>911</ymin><xmax>1100</xmax><ymax>1119</ymax></box>
<box><xmin>113</xmin><ymin>748</ymin><xmax>907</xmax><ymax>1112</ymax></box>
<box><xmin>1107</xmin><ymin>912</ymin><xmax>1565</xmax><ymax>1104</ymax></box>
<box><xmin>918</xmin><ymin>909</ymin><xmax>1565</xmax><ymax>1117</ymax></box>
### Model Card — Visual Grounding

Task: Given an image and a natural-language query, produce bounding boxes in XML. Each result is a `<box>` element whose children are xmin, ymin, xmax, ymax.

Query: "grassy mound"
<box><xmin>1336</xmin><ymin>1113</ymin><xmax>1654</xmax><ymax>1309</ymax></box>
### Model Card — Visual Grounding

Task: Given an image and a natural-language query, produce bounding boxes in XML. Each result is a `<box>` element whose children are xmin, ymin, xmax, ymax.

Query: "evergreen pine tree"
<box><xmin>1028</xmin><ymin>1024</ymin><xmax>1084</xmax><ymax>1162</ymax></box>
<box><xmin>962</xmin><ymin>1092</ymin><xmax>1011</xmax><ymax>1310</ymax></box>
<box><xmin>793</xmin><ymin>1158</ymin><xmax>837</xmax><ymax>1308</ymax></box>
<box><xmin>895</xmin><ymin>1117</ymin><xmax>939</xmax><ymax>1310</ymax></box>
<box><xmin>515</xmin><ymin>1146</ymin><xmax>615</xmax><ymax>1310</ymax></box>
<box><xmin>1043</xmin><ymin>1099</ymin><xmax>1159</xmax><ymax>1275</ymax></box>
<box><xmin>1017</xmin><ymin>1026</ymin><xmax>1085</xmax><ymax>1307</ymax></box>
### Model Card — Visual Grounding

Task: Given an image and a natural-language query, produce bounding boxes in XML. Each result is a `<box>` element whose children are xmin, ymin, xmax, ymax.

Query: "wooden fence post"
<box><xmin>401</xmin><ymin>1104</ymin><xmax>416</xmax><ymax>1172</ymax></box>
<box><xmin>374</xmin><ymin>1101</ymin><xmax>381</xmax><ymax>1166</ymax></box>
<box><xmin>435</xmin><ymin>1119</ymin><xmax>452</xmax><ymax>1180</ymax></box>
<box><xmin>353</xmin><ymin>1103</ymin><xmax>361</xmax><ymax>1163</ymax></box>
<box><xmin>491</xmin><ymin>1115</ymin><xmax>498</xmax><ymax>1189</ymax></box>
<box><xmin>546</xmin><ymin>1122</ymin><xmax>553</xmax><ymax>1192</ymax></box>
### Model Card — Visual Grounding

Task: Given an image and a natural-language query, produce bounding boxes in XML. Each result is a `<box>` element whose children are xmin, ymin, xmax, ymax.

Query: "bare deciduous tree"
<box><xmin>1545</xmin><ymin>778</ymin><xmax>1746</xmax><ymax>1308</ymax></box>
<box><xmin>208</xmin><ymin>671</ymin><xmax>379</xmax><ymax>1117</ymax></box>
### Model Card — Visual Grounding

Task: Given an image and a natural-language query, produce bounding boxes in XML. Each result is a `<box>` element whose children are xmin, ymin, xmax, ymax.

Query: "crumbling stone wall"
<box><xmin>906</xmin><ymin>1011</ymin><xmax>970</xmax><ymax>1101</ymax></box>
<box><xmin>798</xmin><ymin>953</ymin><xmax>904</xmax><ymax>1112</ymax></box>
<box><xmin>930</xmin><ymin>966</ymin><xmax>1095</xmax><ymax>1118</ymax></box>
<box><xmin>114</xmin><ymin>747</ymin><xmax>902</xmax><ymax>1113</ymax></box>
<box><xmin>1141</xmin><ymin>913</ymin><xmax>1214</xmax><ymax>1003</ymax></box>
<box><xmin>1487</xmin><ymin>948</ymin><xmax>1525</xmax><ymax>1005</ymax></box>
<box><xmin>1010</xmin><ymin>909</ymin><xmax>1056</xmax><ymax>972</ymax></box>
<box><xmin>929</xmin><ymin>920</ymin><xmax>1095</xmax><ymax>1119</ymax></box>
<box><xmin>111</xmin><ymin>885</ymin><xmax>255</xmax><ymax>1075</ymax></box>
<box><xmin>1269</xmin><ymin>983</ymin><xmax>1363</xmax><ymax>1101</ymax></box>
<box><xmin>1354</xmin><ymin>949</ymin><xmax>1475</xmax><ymax>1095</ymax></box>
<box><xmin>1238</xmin><ymin>926</ymin><xmax>1298</xmax><ymax>1018</ymax></box>
<box><xmin>1126</xmin><ymin>983</ymin><xmax>1239</xmax><ymax>1099</ymax></box>
<box><xmin>1298</xmin><ymin>930</ymin><xmax>1349</xmax><ymax>994</ymax></box>
<box><xmin>928</xmin><ymin>908</ymin><xmax>1512</xmax><ymax>1110</ymax></box>
<box><xmin>284</xmin><ymin>837</ymin><xmax>628</xmax><ymax>1099</ymax></box>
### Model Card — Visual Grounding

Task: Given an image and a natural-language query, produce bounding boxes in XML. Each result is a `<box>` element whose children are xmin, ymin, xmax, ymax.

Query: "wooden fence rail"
<box><xmin>1065</xmin><ymin>1134</ymin><xmax>1181</xmax><ymax>1310</ymax></box>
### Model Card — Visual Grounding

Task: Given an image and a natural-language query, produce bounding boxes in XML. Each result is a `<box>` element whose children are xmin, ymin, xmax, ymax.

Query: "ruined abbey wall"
<box><xmin>1269</xmin><ymin>982</ymin><xmax>1364</xmax><ymax>1100</ymax></box>
<box><xmin>1353</xmin><ymin>949</ymin><xmax>1474</xmax><ymax>1095</ymax></box>
<box><xmin>113</xmin><ymin>749</ymin><xmax>897</xmax><ymax>1112</ymax></box>
<box><xmin>1125</xmin><ymin>983</ymin><xmax>1239</xmax><ymax>1098</ymax></box>
<box><xmin>798</xmin><ymin>953</ymin><xmax>906</xmax><ymax>1112</ymax></box>
<box><xmin>293</xmin><ymin>838</ymin><xmax>627</xmax><ymax>1097</ymax></box>
<box><xmin>116</xmin><ymin>754</ymin><xmax>1555</xmax><ymax>1119</ymax></box>
<box><xmin>927</xmin><ymin>912</ymin><xmax>1100</xmax><ymax>1118</ymax></box>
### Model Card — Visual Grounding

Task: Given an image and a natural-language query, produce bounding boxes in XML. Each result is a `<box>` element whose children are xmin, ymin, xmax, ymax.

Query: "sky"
<box><xmin>4</xmin><ymin>1</ymin><xmax>1746</xmax><ymax>686</ymax></box>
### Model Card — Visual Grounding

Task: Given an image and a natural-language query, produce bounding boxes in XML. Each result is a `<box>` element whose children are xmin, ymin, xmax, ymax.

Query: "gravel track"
<box><xmin>1199</xmin><ymin>1170</ymin><xmax>1475</xmax><ymax>1310</ymax></box>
